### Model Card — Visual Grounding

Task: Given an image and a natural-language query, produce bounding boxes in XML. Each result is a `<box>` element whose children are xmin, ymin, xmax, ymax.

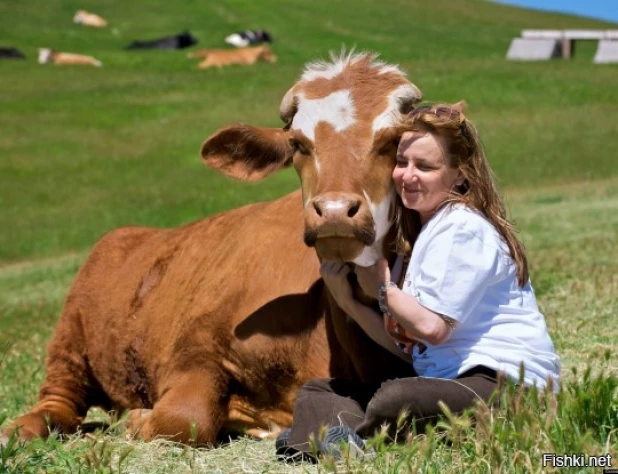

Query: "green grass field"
<box><xmin>1</xmin><ymin>0</ymin><xmax>617</xmax><ymax>472</ymax></box>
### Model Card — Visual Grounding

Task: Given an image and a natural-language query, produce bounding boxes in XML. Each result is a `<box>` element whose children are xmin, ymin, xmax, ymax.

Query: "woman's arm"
<box><xmin>320</xmin><ymin>261</ymin><xmax>411</xmax><ymax>362</ymax></box>
<box><xmin>340</xmin><ymin>298</ymin><xmax>412</xmax><ymax>362</ymax></box>
<box><xmin>384</xmin><ymin>286</ymin><xmax>453</xmax><ymax>346</ymax></box>
<box><xmin>355</xmin><ymin>260</ymin><xmax>454</xmax><ymax>346</ymax></box>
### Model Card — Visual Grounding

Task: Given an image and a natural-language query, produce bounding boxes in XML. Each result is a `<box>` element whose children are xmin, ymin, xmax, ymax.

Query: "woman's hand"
<box><xmin>320</xmin><ymin>261</ymin><xmax>354</xmax><ymax>311</ymax></box>
<box><xmin>355</xmin><ymin>258</ymin><xmax>391</xmax><ymax>299</ymax></box>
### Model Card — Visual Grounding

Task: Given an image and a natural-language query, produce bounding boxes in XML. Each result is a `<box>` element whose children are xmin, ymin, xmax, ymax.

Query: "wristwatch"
<box><xmin>378</xmin><ymin>281</ymin><xmax>398</xmax><ymax>314</ymax></box>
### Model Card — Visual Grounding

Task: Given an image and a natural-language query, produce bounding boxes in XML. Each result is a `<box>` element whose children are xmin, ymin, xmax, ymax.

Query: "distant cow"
<box><xmin>4</xmin><ymin>52</ymin><xmax>421</xmax><ymax>445</ymax></box>
<box><xmin>73</xmin><ymin>9</ymin><xmax>108</xmax><ymax>28</ymax></box>
<box><xmin>0</xmin><ymin>47</ymin><xmax>25</xmax><ymax>59</ymax></box>
<box><xmin>190</xmin><ymin>45</ymin><xmax>277</xmax><ymax>69</ymax></box>
<box><xmin>225</xmin><ymin>29</ymin><xmax>273</xmax><ymax>48</ymax></box>
<box><xmin>38</xmin><ymin>48</ymin><xmax>102</xmax><ymax>67</ymax></box>
<box><xmin>125</xmin><ymin>31</ymin><xmax>197</xmax><ymax>50</ymax></box>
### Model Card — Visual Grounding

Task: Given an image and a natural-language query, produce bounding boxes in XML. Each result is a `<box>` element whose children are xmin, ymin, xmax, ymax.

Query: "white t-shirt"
<box><xmin>400</xmin><ymin>203</ymin><xmax>561</xmax><ymax>390</ymax></box>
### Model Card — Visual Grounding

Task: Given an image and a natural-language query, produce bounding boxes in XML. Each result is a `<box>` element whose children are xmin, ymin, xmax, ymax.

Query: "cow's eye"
<box><xmin>290</xmin><ymin>138</ymin><xmax>310</xmax><ymax>155</ymax></box>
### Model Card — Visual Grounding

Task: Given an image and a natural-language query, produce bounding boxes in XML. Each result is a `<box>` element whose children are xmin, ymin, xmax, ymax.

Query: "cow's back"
<box><xmin>67</xmin><ymin>190</ymin><xmax>333</xmax><ymax>413</ymax></box>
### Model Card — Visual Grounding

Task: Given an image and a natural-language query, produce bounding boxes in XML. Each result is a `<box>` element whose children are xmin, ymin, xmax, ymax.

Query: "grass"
<box><xmin>1</xmin><ymin>0</ymin><xmax>617</xmax><ymax>472</ymax></box>
<box><xmin>1</xmin><ymin>0</ymin><xmax>618</xmax><ymax>262</ymax></box>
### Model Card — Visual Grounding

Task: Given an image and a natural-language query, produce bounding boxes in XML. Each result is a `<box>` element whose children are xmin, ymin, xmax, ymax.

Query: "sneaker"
<box><xmin>320</xmin><ymin>425</ymin><xmax>366</xmax><ymax>460</ymax></box>
<box><xmin>275</xmin><ymin>428</ymin><xmax>291</xmax><ymax>452</ymax></box>
<box><xmin>275</xmin><ymin>428</ymin><xmax>317</xmax><ymax>464</ymax></box>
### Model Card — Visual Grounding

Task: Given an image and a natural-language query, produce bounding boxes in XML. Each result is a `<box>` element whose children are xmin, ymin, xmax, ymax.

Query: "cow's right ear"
<box><xmin>201</xmin><ymin>125</ymin><xmax>292</xmax><ymax>182</ymax></box>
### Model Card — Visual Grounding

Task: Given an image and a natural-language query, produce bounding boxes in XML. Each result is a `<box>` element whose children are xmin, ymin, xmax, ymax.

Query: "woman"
<box><xmin>277</xmin><ymin>103</ymin><xmax>560</xmax><ymax>460</ymax></box>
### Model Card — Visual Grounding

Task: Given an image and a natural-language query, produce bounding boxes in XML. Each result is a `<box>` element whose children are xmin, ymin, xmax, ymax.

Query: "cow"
<box><xmin>0</xmin><ymin>47</ymin><xmax>26</xmax><ymax>59</ymax></box>
<box><xmin>73</xmin><ymin>9</ymin><xmax>108</xmax><ymax>28</ymax></box>
<box><xmin>3</xmin><ymin>52</ymin><xmax>421</xmax><ymax>446</ymax></box>
<box><xmin>125</xmin><ymin>31</ymin><xmax>198</xmax><ymax>50</ymax></box>
<box><xmin>225</xmin><ymin>29</ymin><xmax>273</xmax><ymax>48</ymax></box>
<box><xmin>189</xmin><ymin>45</ymin><xmax>277</xmax><ymax>69</ymax></box>
<box><xmin>38</xmin><ymin>48</ymin><xmax>103</xmax><ymax>67</ymax></box>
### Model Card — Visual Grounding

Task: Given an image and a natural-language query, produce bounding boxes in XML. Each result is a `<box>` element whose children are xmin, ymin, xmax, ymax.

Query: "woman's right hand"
<box><xmin>319</xmin><ymin>261</ymin><xmax>354</xmax><ymax>311</ymax></box>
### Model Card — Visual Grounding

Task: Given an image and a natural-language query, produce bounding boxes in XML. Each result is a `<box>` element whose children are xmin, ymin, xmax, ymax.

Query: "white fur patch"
<box><xmin>300</xmin><ymin>50</ymin><xmax>407</xmax><ymax>83</ymax></box>
<box><xmin>292</xmin><ymin>90</ymin><xmax>356</xmax><ymax>141</ymax></box>
<box><xmin>354</xmin><ymin>189</ymin><xmax>395</xmax><ymax>267</ymax></box>
<box><xmin>372</xmin><ymin>83</ymin><xmax>422</xmax><ymax>133</ymax></box>
<box><xmin>38</xmin><ymin>48</ymin><xmax>52</xmax><ymax>64</ymax></box>
<box><xmin>301</xmin><ymin>51</ymin><xmax>367</xmax><ymax>82</ymax></box>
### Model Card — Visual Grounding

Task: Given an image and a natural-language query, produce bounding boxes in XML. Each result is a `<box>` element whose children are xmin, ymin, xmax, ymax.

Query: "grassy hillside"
<box><xmin>1</xmin><ymin>1</ymin><xmax>617</xmax><ymax>472</ymax></box>
<box><xmin>1</xmin><ymin>0</ymin><xmax>617</xmax><ymax>262</ymax></box>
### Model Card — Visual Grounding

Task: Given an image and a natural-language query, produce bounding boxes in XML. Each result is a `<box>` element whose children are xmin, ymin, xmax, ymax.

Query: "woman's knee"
<box><xmin>360</xmin><ymin>379</ymin><xmax>422</xmax><ymax>436</ymax></box>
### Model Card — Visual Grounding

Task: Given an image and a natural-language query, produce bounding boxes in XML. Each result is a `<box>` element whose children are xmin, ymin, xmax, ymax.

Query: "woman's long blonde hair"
<box><xmin>393</xmin><ymin>102</ymin><xmax>529</xmax><ymax>286</ymax></box>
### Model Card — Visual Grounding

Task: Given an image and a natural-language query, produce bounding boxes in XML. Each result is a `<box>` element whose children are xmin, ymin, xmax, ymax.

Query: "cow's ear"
<box><xmin>201</xmin><ymin>125</ymin><xmax>292</xmax><ymax>181</ymax></box>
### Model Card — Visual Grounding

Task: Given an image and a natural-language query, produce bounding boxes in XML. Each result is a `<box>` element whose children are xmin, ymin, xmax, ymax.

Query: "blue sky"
<box><xmin>492</xmin><ymin>0</ymin><xmax>618</xmax><ymax>24</ymax></box>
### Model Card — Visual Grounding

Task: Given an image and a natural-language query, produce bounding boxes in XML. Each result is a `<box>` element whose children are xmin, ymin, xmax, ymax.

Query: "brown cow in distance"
<box><xmin>38</xmin><ymin>48</ymin><xmax>103</xmax><ymax>67</ymax></box>
<box><xmin>3</xmin><ymin>52</ymin><xmax>421</xmax><ymax>446</ymax></box>
<box><xmin>189</xmin><ymin>45</ymin><xmax>277</xmax><ymax>69</ymax></box>
<box><xmin>73</xmin><ymin>9</ymin><xmax>108</xmax><ymax>28</ymax></box>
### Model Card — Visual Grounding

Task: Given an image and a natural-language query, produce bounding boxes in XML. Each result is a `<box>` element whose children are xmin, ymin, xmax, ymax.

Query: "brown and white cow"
<box><xmin>73</xmin><ymin>9</ymin><xmax>108</xmax><ymax>28</ymax></box>
<box><xmin>3</xmin><ymin>52</ymin><xmax>421</xmax><ymax>446</ymax></box>
<box><xmin>190</xmin><ymin>45</ymin><xmax>277</xmax><ymax>69</ymax></box>
<box><xmin>38</xmin><ymin>48</ymin><xmax>103</xmax><ymax>67</ymax></box>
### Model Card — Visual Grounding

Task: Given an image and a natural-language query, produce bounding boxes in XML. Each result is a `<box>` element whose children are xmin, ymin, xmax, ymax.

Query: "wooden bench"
<box><xmin>522</xmin><ymin>29</ymin><xmax>618</xmax><ymax>58</ymax></box>
<box><xmin>507</xmin><ymin>29</ymin><xmax>618</xmax><ymax>62</ymax></box>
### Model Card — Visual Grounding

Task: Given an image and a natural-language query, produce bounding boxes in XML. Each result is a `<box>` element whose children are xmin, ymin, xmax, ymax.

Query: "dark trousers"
<box><xmin>286</xmin><ymin>366</ymin><xmax>501</xmax><ymax>452</ymax></box>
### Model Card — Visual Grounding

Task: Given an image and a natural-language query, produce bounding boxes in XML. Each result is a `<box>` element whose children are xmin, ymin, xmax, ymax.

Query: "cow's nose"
<box><xmin>312</xmin><ymin>198</ymin><xmax>361</xmax><ymax>220</ymax></box>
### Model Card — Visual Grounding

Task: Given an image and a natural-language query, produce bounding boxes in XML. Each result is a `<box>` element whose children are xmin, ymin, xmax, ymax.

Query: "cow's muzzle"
<box><xmin>303</xmin><ymin>193</ymin><xmax>375</xmax><ymax>262</ymax></box>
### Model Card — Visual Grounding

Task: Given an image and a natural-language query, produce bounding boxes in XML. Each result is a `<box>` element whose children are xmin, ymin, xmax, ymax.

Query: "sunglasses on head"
<box><xmin>410</xmin><ymin>105</ymin><xmax>462</xmax><ymax>120</ymax></box>
<box><xmin>410</xmin><ymin>105</ymin><xmax>474</xmax><ymax>155</ymax></box>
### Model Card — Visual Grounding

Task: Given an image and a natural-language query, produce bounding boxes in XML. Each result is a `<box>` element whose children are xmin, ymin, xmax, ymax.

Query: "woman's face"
<box><xmin>392</xmin><ymin>131</ymin><xmax>462</xmax><ymax>224</ymax></box>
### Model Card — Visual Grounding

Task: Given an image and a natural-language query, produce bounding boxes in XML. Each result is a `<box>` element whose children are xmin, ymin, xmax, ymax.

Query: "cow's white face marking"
<box><xmin>372</xmin><ymin>83</ymin><xmax>422</xmax><ymax>133</ymax></box>
<box><xmin>353</xmin><ymin>189</ymin><xmax>395</xmax><ymax>267</ymax></box>
<box><xmin>292</xmin><ymin>90</ymin><xmax>356</xmax><ymax>142</ymax></box>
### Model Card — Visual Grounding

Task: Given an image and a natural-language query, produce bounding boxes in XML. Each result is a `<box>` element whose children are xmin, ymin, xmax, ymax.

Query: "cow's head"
<box><xmin>38</xmin><ymin>48</ymin><xmax>53</xmax><ymax>64</ymax></box>
<box><xmin>202</xmin><ymin>52</ymin><xmax>421</xmax><ymax>265</ymax></box>
<box><xmin>258</xmin><ymin>45</ymin><xmax>277</xmax><ymax>63</ymax></box>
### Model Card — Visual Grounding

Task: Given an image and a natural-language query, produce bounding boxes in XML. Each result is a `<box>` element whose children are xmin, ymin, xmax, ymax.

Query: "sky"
<box><xmin>493</xmin><ymin>0</ymin><xmax>618</xmax><ymax>25</ymax></box>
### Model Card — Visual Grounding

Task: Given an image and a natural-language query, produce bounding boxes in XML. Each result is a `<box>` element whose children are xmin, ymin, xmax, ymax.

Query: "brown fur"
<box><xmin>5</xmin><ymin>53</ymin><xmax>418</xmax><ymax>446</ymax></box>
<box><xmin>189</xmin><ymin>45</ymin><xmax>277</xmax><ymax>69</ymax></box>
<box><xmin>38</xmin><ymin>48</ymin><xmax>102</xmax><ymax>67</ymax></box>
<box><xmin>73</xmin><ymin>9</ymin><xmax>108</xmax><ymax>28</ymax></box>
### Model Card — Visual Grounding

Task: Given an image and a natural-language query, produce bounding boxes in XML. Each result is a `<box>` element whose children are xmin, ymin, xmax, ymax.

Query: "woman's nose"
<box><xmin>403</xmin><ymin>165</ymin><xmax>418</xmax><ymax>182</ymax></box>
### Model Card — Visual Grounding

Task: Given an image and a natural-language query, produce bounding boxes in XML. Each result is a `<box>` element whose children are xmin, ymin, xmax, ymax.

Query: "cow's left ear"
<box><xmin>201</xmin><ymin>125</ymin><xmax>292</xmax><ymax>181</ymax></box>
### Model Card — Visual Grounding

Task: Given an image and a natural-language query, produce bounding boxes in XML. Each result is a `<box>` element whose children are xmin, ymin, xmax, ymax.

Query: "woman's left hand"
<box><xmin>355</xmin><ymin>258</ymin><xmax>391</xmax><ymax>299</ymax></box>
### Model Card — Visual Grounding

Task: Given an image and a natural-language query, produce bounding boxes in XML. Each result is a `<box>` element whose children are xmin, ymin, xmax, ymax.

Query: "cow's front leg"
<box><xmin>126</xmin><ymin>370</ymin><xmax>228</xmax><ymax>445</ymax></box>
